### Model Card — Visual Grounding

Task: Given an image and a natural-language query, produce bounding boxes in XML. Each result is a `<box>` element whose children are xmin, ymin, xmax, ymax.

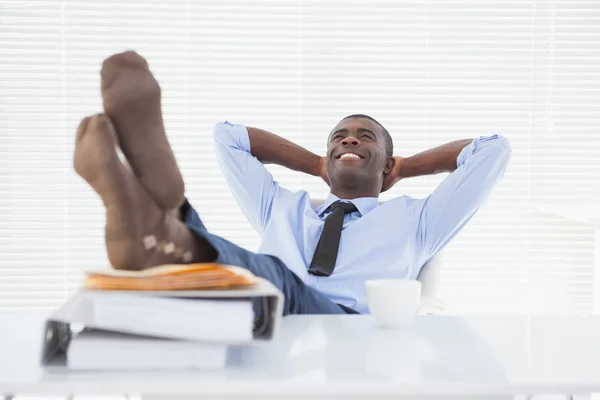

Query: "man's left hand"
<box><xmin>381</xmin><ymin>156</ymin><xmax>405</xmax><ymax>192</ymax></box>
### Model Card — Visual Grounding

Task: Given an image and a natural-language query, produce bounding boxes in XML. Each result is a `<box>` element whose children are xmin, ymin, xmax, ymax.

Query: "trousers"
<box><xmin>181</xmin><ymin>200</ymin><xmax>354</xmax><ymax>316</ymax></box>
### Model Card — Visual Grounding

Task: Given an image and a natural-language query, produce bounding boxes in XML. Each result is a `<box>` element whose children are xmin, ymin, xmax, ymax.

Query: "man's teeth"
<box><xmin>340</xmin><ymin>153</ymin><xmax>361</xmax><ymax>160</ymax></box>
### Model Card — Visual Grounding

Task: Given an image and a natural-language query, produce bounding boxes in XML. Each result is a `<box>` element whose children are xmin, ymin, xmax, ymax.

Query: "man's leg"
<box><xmin>74</xmin><ymin>51</ymin><xmax>347</xmax><ymax>315</ymax></box>
<box><xmin>179</xmin><ymin>200</ymin><xmax>347</xmax><ymax>315</ymax></box>
<box><xmin>73</xmin><ymin>113</ymin><xmax>215</xmax><ymax>270</ymax></box>
<box><xmin>101</xmin><ymin>51</ymin><xmax>185</xmax><ymax>210</ymax></box>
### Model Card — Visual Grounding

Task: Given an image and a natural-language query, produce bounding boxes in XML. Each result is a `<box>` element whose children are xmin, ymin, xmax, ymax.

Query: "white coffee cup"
<box><xmin>366</xmin><ymin>279</ymin><xmax>422</xmax><ymax>329</ymax></box>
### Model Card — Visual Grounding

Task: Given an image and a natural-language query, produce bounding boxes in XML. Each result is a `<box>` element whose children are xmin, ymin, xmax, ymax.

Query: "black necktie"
<box><xmin>308</xmin><ymin>201</ymin><xmax>358</xmax><ymax>277</ymax></box>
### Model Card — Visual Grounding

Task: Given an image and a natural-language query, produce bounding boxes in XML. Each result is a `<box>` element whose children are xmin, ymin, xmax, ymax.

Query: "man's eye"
<box><xmin>361</xmin><ymin>135</ymin><xmax>372</xmax><ymax>140</ymax></box>
<box><xmin>332</xmin><ymin>135</ymin><xmax>343</xmax><ymax>141</ymax></box>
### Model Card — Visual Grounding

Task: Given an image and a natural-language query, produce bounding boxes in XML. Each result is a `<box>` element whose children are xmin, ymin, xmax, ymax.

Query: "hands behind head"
<box><xmin>381</xmin><ymin>156</ymin><xmax>405</xmax><ymax>193</ymax></box>
<box><xmin>319</xmin><ymin>157</ymin><xmax>331</xmax><ymax>186</ymax></box>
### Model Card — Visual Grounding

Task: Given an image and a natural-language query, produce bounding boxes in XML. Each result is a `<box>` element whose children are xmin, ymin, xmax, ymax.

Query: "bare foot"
<box><xmin>73</xmin><ymin>114</ymin><xmax>212</xmax><ymax>270</ymax></box>
<box><xmin>101</xmin><ymin>51</ymin><xmax>185</xmax><ymax>210</ymax></box>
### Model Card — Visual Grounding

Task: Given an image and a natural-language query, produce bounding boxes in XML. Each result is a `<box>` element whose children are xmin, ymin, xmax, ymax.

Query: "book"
<box><xmin>75</xmin><ymin>290</ymin><xmax>255</xmax><ymax>342</ymax></box>
<box><xmin>42</xmin><ymin>278</ymin><xmax>284</xmax><ymax>369</ymax></box>
<box><xmin>67</xmin><ymin>328</ymin><xmax>228</xmax><ymax>370</ymax></box>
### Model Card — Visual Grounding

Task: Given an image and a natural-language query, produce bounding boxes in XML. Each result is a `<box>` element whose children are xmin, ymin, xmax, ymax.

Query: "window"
<box><xmin>1</xmin><ymin>0</ymin><xmax>599</xmax><ymax>314</ymax></box>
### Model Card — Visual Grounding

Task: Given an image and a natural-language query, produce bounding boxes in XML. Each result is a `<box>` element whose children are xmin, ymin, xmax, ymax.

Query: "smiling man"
<box><xmin>75</xmin><ymin>52</ymin><xmax>512</xmax><ymax>316</ymax></box>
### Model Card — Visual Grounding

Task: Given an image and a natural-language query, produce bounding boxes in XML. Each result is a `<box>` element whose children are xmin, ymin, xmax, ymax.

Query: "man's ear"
<box><xmin>383</xmin><ymin>156</ymin><xmax>395</xmax><ymax>175</ymax></box>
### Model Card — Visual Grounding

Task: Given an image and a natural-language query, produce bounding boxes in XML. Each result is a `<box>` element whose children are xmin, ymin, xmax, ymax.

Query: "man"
<box><xmin>75</xmin><ymin>51</ymin><xmax>511</xmax><ymax>315</ymax></box>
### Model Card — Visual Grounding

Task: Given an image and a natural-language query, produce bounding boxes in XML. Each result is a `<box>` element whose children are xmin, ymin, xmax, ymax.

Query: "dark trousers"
<box><xmin>181</xmin><ymin>200</ymin><xmax>353</xmax><ymax>315</ymax></box>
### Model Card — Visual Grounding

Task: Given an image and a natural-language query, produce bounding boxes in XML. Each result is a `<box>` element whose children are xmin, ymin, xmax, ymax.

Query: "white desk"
<box><xmin>1</xmin><ymin>314</ymin><xmax>600</xmax><ymax>399</ymax></box>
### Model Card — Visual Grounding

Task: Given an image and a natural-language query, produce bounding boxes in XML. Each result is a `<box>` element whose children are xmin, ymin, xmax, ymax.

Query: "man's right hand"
<box><xmin>246</xmin><ymin>126</ymin><xmax>325</xmax><ymax>182</ymax></box>
<box><xmin>319</xmin><ymin>157</ymin><xmax>330</xmax><ymax>187</ymax></box>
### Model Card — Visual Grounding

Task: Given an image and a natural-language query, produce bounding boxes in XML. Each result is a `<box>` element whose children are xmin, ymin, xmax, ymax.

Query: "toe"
<box><xmin>122</xmin><ymin>50</ymin><xmax>149</xmax><ymax>68</ymax></box>
<box><xmin>91</xmin><ymin>113</ymin><xmax>115</xmax><ymax>133</ymax></box>
<box><xmin>74</xmin><ymin>114</ymin><xmax>117</xmax><ymax>162</ymax></box>
<box><xmin>101</xmin><ymin>51</ymin><xmax>148</xmax><ymax>76</ymax></box>
<box><xmin>100</xmin><ymin>51</ymin><xmax>157</xmax><ymax>97</ymax></box>
<box><xmin>75</xmin><ymin>116</ymin><xmax>93</xmax><ymax>143</ymax></box>
<box><xmin>73</xmin><ymin>113</ymin><xmax>122</xmax><ymax>189</ymax></box>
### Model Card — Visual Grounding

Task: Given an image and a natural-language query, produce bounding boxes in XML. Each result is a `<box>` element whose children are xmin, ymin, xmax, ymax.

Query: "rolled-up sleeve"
<box><xmin>213</xmin><ymin>121</ymin><xmax>289</xmax><ymax>235</ymax></box>
<box><xmin>415</xmin><ymin>134</ymin><xmax>512</xmax><ymax>265</ymax></box>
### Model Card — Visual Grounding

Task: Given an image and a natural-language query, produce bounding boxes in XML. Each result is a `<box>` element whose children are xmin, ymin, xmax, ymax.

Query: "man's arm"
<box><xmin>246</xmin><ymin>126</ymin><xmax>328</xmax><ymax>184</ymax></box>
<box><xmin>246</xmin><ymin>126</ymin><xmax>323</xmax><ymax>176</ymax></box>
<box><xmin>399</xmin><ymin>139</ymin><xmax>474</xmax><ymax>178</ymax></box>
<box><xmin>382</xmin><ymin>139</ymin><xmax>473</xmax><ymax>191</ymax></box>
<box><xmin>214</xmin><ymin>122</ymin><xmax>325</xmax><ymax>235</ymax></box>
<box><xmin>406</xmin><ymin>135</ymin><xmax>512</xmax><ymax>266</ymax></box>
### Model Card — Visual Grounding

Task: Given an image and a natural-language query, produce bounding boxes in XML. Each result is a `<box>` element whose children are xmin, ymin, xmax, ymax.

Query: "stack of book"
<box><xmin>56</xmin><ymin>264</ymin><xmax>275</xmax><ymax>371</ymax></box>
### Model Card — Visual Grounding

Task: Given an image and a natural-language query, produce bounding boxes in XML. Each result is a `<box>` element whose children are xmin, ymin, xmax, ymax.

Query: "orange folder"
<box><xmin>84</xmin><ymin>263</ymin><xmax>257</xmax><ymax>291</ymax></box>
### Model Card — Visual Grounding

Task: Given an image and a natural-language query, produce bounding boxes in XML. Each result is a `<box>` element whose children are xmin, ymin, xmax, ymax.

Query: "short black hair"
<box><xmin>341</xmin><ymin>114</ymin><xmax>393</xmax><ymax>156</ymax></box>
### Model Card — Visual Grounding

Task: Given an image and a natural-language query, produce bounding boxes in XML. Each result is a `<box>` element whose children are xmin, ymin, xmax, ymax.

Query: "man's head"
<box><xmin>325</xmin><ymin>114</ymin><xmax>395</xmax><ymax>198</ymax></box>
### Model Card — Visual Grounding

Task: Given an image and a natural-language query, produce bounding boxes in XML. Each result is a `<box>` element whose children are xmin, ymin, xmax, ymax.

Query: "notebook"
<box><xmin>67</xmin><ymin>328</ymin><xmax>228</xmax><ymax>370</ymax></box>
<box><xmin>75</xmin><ymin>290</ymin><xmax>255</xmax><ymax>342</ymax></box>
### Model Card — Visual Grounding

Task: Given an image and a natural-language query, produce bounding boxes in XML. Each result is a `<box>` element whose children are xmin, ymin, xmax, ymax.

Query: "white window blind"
<box><xmin>1</xmin><ymin>0</ymin><xmax>599</xmax><ymax>315</ymax></box>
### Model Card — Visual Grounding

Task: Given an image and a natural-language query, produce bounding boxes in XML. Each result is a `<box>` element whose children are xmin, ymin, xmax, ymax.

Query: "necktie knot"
<box><xmin>330</xmin><ymin>201</ymin><xmax>358</xmax><ymax>215</ymax></box>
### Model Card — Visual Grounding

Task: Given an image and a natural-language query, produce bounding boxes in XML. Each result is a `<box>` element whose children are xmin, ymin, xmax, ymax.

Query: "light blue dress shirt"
<box><xmin>213</xmin><ymin>121</ymin><xmax>511</xmax><ymax>313</ymax></box>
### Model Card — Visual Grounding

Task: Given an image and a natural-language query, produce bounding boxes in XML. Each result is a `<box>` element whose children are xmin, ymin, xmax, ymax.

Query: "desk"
<box><xmin>1</xmin><ymin>314</ymin><xmax>600</xmax><ymax>399</ymax></box>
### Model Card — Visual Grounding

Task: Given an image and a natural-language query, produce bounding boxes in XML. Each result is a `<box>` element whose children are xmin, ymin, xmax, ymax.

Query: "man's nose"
<box><xmin>341</xmin><ymin>136</ymin><xmax>360</xmax><ymax>146</ymax></box>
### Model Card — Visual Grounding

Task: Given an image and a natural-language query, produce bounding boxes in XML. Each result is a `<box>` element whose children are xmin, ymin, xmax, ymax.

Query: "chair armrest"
<box><xmin>417</xmin><ymin>251</ymin><xmax>444</xmax><ymax>297</ymax></box>
<box><xmin>418</xmin><ymin>295</ymin><xmax>447</xmax><ymax>315</ymax></box>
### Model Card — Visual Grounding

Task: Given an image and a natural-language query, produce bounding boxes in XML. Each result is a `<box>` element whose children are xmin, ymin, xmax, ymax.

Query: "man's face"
<box><xmin>326</xmin><ymin>118</ymin><xmax>392</xmax><ymax>190</ymax></box>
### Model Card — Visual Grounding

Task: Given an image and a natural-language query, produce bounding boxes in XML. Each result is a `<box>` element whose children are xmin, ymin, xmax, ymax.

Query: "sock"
<box><xmin>73</xmin><ymin>114</ymin><xmax>214</xmax><ymax>270</ymax></box>
<box><xmin>101</xmin><ymin>51</ymin><xmax>185</xmax><ymax>210</ymax></box>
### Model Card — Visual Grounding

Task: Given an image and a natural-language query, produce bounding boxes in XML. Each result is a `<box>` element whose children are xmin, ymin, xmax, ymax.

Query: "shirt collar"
<box><xmin>316</xmin><ymin>193</ymin><xmax>379</xmax><ymax>217</ymax></box>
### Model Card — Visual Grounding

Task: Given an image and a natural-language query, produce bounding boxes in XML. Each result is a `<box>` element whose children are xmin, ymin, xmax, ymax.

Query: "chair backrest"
<box><xmin>309</xmin><ymin>198</ymin><xmax>443</xmax><ymax>297</ymax></box>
